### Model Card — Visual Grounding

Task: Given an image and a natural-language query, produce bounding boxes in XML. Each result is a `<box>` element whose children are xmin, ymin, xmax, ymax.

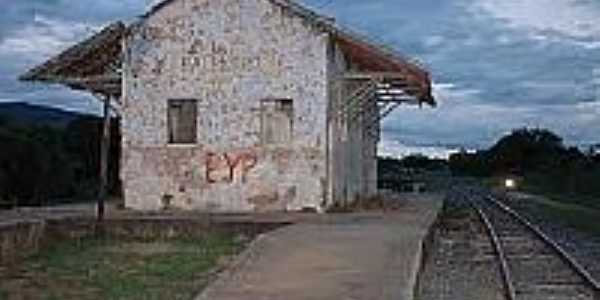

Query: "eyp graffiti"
<box><xmin>205</xmin><ymin>151</ymin><xmax>258</xmax><ymax>184</ymax></box>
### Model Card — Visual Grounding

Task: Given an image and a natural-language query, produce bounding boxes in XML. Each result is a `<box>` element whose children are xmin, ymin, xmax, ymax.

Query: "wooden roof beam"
<box><xmin>343</xmin><ymin>72</ymin><xmax>411</xmax><ymax>80</ymax></box>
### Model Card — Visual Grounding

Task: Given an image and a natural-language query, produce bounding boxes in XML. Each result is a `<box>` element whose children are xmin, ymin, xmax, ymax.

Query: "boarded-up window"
<box><xmin>260</xmin><ymin>99</ymin><xmax>293</xmax><ymax>144</ymax></box>
<box><xmin>168</xmin><ymin>99</ymin><xmax>197</xmax><ymax>144</ymax></box>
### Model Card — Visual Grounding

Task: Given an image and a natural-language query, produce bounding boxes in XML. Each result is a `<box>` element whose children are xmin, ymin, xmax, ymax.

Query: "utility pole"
<box><xmin>98</xmin><ymin>94</ymin><xmax>111</xmax><ymax>224</ymax></box>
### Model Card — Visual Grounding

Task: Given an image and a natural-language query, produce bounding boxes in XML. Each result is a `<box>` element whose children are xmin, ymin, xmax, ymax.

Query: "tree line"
<box><xmin>0</xmin><ymin>116</ymin><xmax>120</xmax><ymax>208</ymax></box>
<box><xmin>449</xmin><ymin>128</ymin><xmax>600</xmax><ymax>207</ymax></box>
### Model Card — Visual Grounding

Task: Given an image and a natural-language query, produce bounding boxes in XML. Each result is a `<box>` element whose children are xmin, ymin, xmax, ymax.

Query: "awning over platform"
<box><xmin>19</xmin><ymin>22</ymin><xmax>127</xmax><ymax>98</ymax></box>
<box><xmin>334</xmin><ymin>33</ymin><xmax>434</xmax><ymax>106</ymax></box>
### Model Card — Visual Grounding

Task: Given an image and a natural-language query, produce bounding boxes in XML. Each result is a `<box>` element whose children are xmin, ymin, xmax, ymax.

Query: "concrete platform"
<box><xmin>197</xmin><ymin>194</ymin><xmax>443</xmax><ymax>300</ymax></box>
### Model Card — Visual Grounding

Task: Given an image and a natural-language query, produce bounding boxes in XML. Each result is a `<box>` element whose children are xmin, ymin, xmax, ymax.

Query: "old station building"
<box><xmin>21</xmin><ymin>0</ymin><xmax>434</xmax><ymax>212</ymax></box>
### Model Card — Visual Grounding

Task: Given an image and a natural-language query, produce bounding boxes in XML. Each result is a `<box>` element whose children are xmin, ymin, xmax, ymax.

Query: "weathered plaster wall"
<box><xmin>122</xmin><ymin>0</ymin><xmax>329</xmax><ymax>211</ymax></box>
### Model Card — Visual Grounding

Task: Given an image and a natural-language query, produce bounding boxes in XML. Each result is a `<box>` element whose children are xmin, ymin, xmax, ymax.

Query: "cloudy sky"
<box><xmin>1</xmin><ymin>0</ymin><xmax>599</xmax><ymax>157</ymax></box>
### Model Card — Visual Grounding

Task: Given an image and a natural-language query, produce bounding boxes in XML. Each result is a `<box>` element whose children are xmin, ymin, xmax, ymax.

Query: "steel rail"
<box><xmin>467</xmin><ymin>196</ymin><xmax>517</xmax><ymax>300</ymax></box>
<box><xmin>486</xmin><ymin>195</ymin><xmax>600</xmax><ymax>297</ymax></box>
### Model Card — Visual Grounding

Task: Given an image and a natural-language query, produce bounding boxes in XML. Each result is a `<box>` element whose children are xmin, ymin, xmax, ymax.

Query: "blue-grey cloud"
<box><xmin>305</xmin><ymin>0</ymin><xmax>600</xmax><ymax>148</ymax></box>
<box><xmin>0</xmin><ymin>0</ymin><xmax>599</xmax><ymax>152</ymax></box>
<box><xmin>0</xmin><ymin>0</ymin><xmax>153</xmax><ymax>113</ymax></box>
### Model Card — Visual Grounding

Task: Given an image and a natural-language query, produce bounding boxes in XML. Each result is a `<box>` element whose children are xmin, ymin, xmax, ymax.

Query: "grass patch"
<box><xmin>525</xmin><ymin>188</ymin><xmax>600</xmax><ymax>211</ymax></box>
<box><xmin>442</xmin><ymin>200</ymin><xmax>473</xmax><ymax>220</ymax></box>
<box><xmin>522</xmin><ymin>176</ymin><xmax>600</xmax><ymax>211</ymax></box>
<box><xmin>0</xmin><ymin>233</ymin><xmax>244</xmax><ymax>300</ymax></box>
<box><xmin>527</xmin><ymin>196</ymin><xmax>600</xmax><ymax>236</ymax></box>
<box><xmin>480</xmin><ymin>176</ymin><xmax>600</xmax><ymax>235</ymax></box>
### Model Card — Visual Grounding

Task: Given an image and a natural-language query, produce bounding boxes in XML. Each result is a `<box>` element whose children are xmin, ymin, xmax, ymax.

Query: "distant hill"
<box><xmin>0</xmin><ymin>102</ymin><xmax>94</xmax><ymax>128</ymax></box>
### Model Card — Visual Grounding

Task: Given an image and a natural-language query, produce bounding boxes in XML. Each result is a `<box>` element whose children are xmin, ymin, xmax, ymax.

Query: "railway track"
<box><xmin>469</xmin><ymin>194</ymin><xmax>600</xmax><ymax>300</ymax></box>
<box><xmin>495</xmin><ymin>193</ymin><xmax>600</xmax><ymax>283</ymax></box>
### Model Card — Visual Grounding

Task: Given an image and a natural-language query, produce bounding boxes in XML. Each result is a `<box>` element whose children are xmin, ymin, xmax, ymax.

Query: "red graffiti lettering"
<box><xmin>205</xmin><ymin>152</ymin><xmax>219</xmax><ymax>184</ymax></box>
<box><xmin>205</xmin><ymin>151</ymin><xmax>258</xmax><ymax>184</ymax></box>
<box><xmin>223</xmin><ymin>153</ymin><xmax>240</xmax><ymax>182</ymax></box>
<box><xmin>240</xmin><ymin>153</ymin><xmax>257</xmax><ymax>183</ymax></box>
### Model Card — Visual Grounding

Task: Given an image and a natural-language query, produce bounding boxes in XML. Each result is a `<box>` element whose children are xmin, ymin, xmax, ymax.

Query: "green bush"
<box><xmin>0</xmin><ymin>117</ymin><xmax>120</xmax><ymax>208</ymax></box>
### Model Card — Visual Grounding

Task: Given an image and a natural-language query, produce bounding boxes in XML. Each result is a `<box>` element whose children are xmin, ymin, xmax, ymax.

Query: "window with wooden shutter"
<box><xmin>168</xmin><ymin>99</ymin><xmax>198</xmax><ymax>144</ymax></box>
<box><xmin>260</xmin><ymin>99</ymin><xmax>293</xmax><ymax>144</ymax></box>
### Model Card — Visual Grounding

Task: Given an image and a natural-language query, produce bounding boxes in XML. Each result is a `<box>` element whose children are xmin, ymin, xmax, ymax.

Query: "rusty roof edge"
<box><xmin>267</xmin><ymin>0</ymin><xmax>434</xmax><ymax>99</ymax></box>
<box><xmin>333</xmin><ymin>27</ymin><xmax>435</xmax><ymax>106</ymax></box>
<box><xmin>331</xmin><ymin>26</ymin><xmax>430</xmax><ymax>77</ymax></box>
<box><xmin>19</xmin><ymin>21</ymin><xmax>127</xmax><ymax>83</ymax></box>
<box><xmin>270</xmin><ymin>1</ymin><xmax>434</xmax><ymax>87</ymax></box>
<box><xmin>266</xmin><ymin>0</ymin><xmax>429</xmax><ymax>70</ymax></box>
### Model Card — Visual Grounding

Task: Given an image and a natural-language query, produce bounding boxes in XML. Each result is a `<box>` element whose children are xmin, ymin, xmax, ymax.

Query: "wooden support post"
<box><xmin>98</xmin><ymin>94</ymin><xmax>111</xmax><ymax>223</ymax></box>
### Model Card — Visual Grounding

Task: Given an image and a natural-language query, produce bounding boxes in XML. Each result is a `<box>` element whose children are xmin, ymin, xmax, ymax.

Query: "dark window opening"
<box><xmin>168</xmin><ymin>99</ymin><xmax>198</xmax><ymax>144</ymax></box>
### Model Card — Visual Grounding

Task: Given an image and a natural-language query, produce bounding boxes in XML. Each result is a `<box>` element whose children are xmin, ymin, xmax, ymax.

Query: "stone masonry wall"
<box><xmin>122</xmin><ymin>0</ymin><xmax>329</xmax><ymax>211</ymax></box>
